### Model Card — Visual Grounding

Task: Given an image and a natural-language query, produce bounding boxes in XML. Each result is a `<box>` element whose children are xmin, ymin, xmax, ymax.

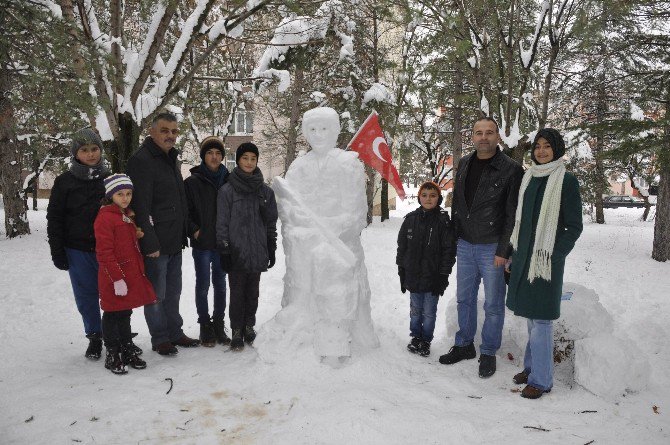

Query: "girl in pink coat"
<box><xmin>94</xmin><ymin>174</ymin><xmax>156</xmax><ymax>374</ymax></box>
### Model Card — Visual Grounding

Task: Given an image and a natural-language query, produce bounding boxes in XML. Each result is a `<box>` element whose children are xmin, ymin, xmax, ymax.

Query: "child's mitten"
<box><xmin>113</xmin><ymin>279</ymin><xmax>128</xmax><ymax>296</ymax></box>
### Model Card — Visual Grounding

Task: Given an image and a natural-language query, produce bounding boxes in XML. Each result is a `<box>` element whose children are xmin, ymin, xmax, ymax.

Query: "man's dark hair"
<box><xmin>152</xmin><ymin>111</ymin><xmax>178</xmax><ymax>126</ymax></box>
<box><xmin>474</xmin><ymin>116</ymin><xmax>499</xmax><ymax>132</ymax></box>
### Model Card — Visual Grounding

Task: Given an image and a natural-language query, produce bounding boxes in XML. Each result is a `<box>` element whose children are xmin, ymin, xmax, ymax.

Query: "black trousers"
<box><xmin>102</xmin><ymin>310</ymin><xmax>133</xmax><ymax>348</ymax></box>
<box><xmin>228</xmin><ymin>272</ymin><xmax>261</xmax><ymax>331</ymax></box>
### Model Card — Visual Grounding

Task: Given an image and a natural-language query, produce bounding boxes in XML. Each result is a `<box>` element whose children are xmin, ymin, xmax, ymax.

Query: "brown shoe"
<box><xmin>521</xmin><ymin>385</ymin><xmax>550</xmax><ymax>399</ymax></box>
<box><xmin>173</xmin><ymin>335</ymin><xmax>200</xmax><ymax>348</ymax></box>
<box><xmin>513</xmin><ymin>370</ymin><xmax>529</xmax><ymax>384</ymax></box>
<box><xmin>152</xmin><ymin>342</ymin><xmax>178</xmax><ymax>356</ymax></box>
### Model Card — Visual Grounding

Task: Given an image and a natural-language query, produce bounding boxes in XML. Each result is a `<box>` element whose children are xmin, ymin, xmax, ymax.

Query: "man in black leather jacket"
<box><xmin>438</xmin><ymin>117</ymin><xmax>523</xmax><ymax>378</ymax></box>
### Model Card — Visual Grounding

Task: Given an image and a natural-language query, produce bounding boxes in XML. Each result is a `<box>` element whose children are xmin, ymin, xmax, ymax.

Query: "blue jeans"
<box><xmin>524</xmin><ymin>319</ymin><xmax>554</xmax><ymax>391</ymax></box>
<box><xmin>144</xmin><ymin>253</ymin><xmax>184</xmax><ymax>346</ymax></box>
<box><xmin>65</xmin><ymin>248</ymin><xmax>102</xmax><ymax>336</ymax></box>
<box><xmin>454</xmin><ymin>239</ymin><xmax>506</xmax><ymax>355</ymax></box>
<box><xmin>410</xmin><ymin>292</ymin><xmax>439</xmax><ymax>342</ymax></box>
<box><xmin>192</xmin><ymin>248</ymin><xmax>227</xmax><ymax>323</ymax></box>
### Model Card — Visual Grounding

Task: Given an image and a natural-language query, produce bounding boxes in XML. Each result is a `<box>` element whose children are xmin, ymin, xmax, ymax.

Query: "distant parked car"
<box><xmin>603</xmin><ymin>195</ymin><xmax>647</xmax><ymax>208</ymax></box>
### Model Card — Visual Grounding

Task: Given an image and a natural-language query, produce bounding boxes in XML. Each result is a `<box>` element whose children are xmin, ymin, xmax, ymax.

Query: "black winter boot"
<box><xmin>122</xmin><ymin>341</ymin><xmax>147</xmax><ymax>369</ymax></box>
<box><xmin>407</xmin><ymin>337</ymin><xmax>422</xmax><ymax>354</ymax></box>
<box><xmin>478</xmin><ymin>354</ymin><xmax>496</xmax><ymax>378</ymax></box>
<box><xmin>127</xmin><ymin>333</ymin><xmax>143</xmax><ymax>356</ymax></box>
<box><xmin>200</xmin><ymin>321</ymin><xmax>217</xmax><ymax>347</ymax></box>
<box><xmin>243</xmin><ymin>326</ymin><xmax>256</xmax><ymax>345</ymax></box>
<box><xmin>230</xmin><ymin>329</ymin><xmax>244</xmax><ymax>351</ymax></box>
<box><xmin>85</xmin><ymin>333</ymin><xmax>103</xmax><ymax>360</ymax></box>
<box><xmin>105</xmin><ymin>346</ymin><xmax>127</xmax><ymax>374</ymax></box>
<box><xmin>418</xmin><ymin>341</ymin><xmax>431</xmax><ymax>357</ymax></box>
<box><xmin>438</xmin><ymin>343</ymin><xmax>476</xmax><ymax>365</ymax></box>
<box><xmin>213</xmin><ymin>318</ymin><xmax>231</xmax><ymax>345</ymax></box>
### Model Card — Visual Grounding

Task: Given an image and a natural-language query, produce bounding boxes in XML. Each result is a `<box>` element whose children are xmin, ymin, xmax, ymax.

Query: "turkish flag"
<box><xmin>347</xmin><ymin>112</ymin><xmax>406</xmax><ymax>200</ymax></box>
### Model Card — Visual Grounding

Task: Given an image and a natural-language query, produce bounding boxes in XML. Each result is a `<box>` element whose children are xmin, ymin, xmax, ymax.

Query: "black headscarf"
<box><xmin>531</xmin><ymin>128</ymin><xmax>566</xmax><ymax>164</ymax></box>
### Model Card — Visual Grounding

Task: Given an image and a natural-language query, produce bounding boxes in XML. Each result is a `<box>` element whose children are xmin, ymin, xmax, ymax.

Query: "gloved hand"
<box><xmin>398</xmin><ymin>267</ymin><xmax>406</xmax><ymax>294</ymax></box>
<box><xmin>113</xmin><ymin>279</ymin><xmax>128</xmax><ymax>296</ymax></box>
<box><xmin>432</xmin><ymin>274</ymin><xmax>449</xmax><ymax>296</ymax></box>
<box><xmin>268</xmin><ymin>249</ymin><xmax>276</xmax><ymax>269</ymax></box>
<box><xmin>218</xmin><ymin>240</ymin><xmax>232</xmax><ymax>272</ymax></box>
<box><xmin>52</xmin><ymin>253</ymin><xmax>69</xmax><ymax>271</ymax></box>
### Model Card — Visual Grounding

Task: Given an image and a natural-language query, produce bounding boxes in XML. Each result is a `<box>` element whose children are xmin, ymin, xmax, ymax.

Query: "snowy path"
<box><xmin>1</xmin><ymin>203</ymin><xmax>668</xmax><ymax>444</ymax></box>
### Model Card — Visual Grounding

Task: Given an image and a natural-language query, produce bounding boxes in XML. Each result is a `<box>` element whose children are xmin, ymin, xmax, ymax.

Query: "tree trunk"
<box><xmin>0</xmin><ymin>66</ymin><xmax>30</xmax><ymax>238</ymax></box>
<box><xmin>593</xmin><ymin>83</ymin><xmax>607</xmax><ymax>224</ymax></box>
<box><xmin>365</xmin><ymin>165</ymin><xmax>375</xmax><ymax>226</ymax></box>
<box><xmin>452</xmin><ymin>64</ymin><xmax>464</xmax><ymax>176</ymax></box>
<box><xmin>539</xmin><ymin>44</ymin><xmax>559</xmax><ymax>129</ymax></box>
<box><xmin>110</xmin><ymin>112</ymin><xmax>141</xmax><ymax>172</ymax></box>
<box><xmin>381</xmin><ymin>179</ymin><xmax>389</xmax><ymax>221</ymax></box>
<box><xmin>284</xmin><ymin>65</ymin><xmax>304</xmax><ymax>176</ymax></box>
<box><xmin>32</xmin><ymin>158</ymin><xmax>39</xmax><ymax>211</ymax></box>
<box><xmin>652</xmin><ymin>99</ymin><xmax>670</xmax><ymax>261</ymax></box>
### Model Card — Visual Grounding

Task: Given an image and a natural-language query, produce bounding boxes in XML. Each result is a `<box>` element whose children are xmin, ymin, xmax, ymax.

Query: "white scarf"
<box><xmin>510</xmin><ymin>158</ymin><xmax>565</xmax><ymax>282</ymax></box>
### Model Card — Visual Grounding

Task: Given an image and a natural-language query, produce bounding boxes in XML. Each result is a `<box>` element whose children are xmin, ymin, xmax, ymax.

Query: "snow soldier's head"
<box><xmin>302</xmin><ymin>107</ymin><xmax>340</xmax><ymax>154</ymax></box>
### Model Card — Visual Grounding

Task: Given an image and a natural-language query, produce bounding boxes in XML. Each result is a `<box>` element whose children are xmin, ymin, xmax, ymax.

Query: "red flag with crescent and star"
<box><xmin>347</xmin><ymin>111</ymin><xmax>406</xmax><ymax>200</ymax></box>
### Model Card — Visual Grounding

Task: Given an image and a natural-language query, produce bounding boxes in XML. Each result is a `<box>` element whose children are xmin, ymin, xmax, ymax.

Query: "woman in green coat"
<box><xmin>505</xmin><ymin>128</ymin><xmax>583</xmax><ymax>399</ymax></box>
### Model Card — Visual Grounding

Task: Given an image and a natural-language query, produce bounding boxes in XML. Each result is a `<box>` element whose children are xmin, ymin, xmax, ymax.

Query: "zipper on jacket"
<box><xmin>427</xmin><ymin>227</ymin><xmax>433</xmax><ymax>246</ymax></box>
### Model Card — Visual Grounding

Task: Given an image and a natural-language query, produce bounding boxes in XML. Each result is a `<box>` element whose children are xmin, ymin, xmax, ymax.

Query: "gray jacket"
<box><xmin>126</xmin><ymin>137</ymin><xmax>188</xmax><ymax>255</ymax></box>
<box><xmin>216</xmin><ymin>167</ymin><xmax>278</xmax><ymax>272</ymax></box>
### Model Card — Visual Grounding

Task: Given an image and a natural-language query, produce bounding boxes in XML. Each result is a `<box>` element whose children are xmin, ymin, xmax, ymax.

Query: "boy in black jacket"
<box><xmin>47</xmin><ymin>128</ymin><xmax>109</xmax><ymax>360</ymax></box>
<box><xmin>396</xmin><ymin>181</ymin><xmax>456</xmax><ymax>357</ymax></box>
<box><xmin>184</xmin><ymin>136</ymin><xmax>230</xmax><ymax>347</ymax></box>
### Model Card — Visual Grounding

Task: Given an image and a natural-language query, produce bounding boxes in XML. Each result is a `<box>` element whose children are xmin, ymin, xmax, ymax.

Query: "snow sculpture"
<box><xmin>256</xmin><ymin>107</ymin><xmax>378</xmax><ymax>365</ymax></box>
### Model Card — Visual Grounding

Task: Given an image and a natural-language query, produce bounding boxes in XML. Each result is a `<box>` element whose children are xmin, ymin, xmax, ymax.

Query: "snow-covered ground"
<box><xmin>1</xmin><ymin>199</ymin><xmax>668</xmax><ymax>444</ymax></box>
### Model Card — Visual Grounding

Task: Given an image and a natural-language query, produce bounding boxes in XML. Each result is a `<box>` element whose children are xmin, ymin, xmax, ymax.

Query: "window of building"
<box><xmin>233</xmin><ymin>110</ymin><xmax>254</xmax><ymax>135</ymax></box>
<box><xmin>225</xmin><ymin>153</ymin><xmax>236</xmax><ymax>171</ymax></box>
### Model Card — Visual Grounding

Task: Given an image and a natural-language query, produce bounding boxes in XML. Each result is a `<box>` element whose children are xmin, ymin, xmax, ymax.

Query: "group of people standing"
<box><xmin>397</xmin><ymin>117</ymin><xmax>583</xmax><ymax>399</ymax></box>
<box><xmin>47</xmin><ymin>111</ymin><xmax>277</xmax><ymax>375</ymax></box>
<box><xmin>46</xmin><ymin>111</ymin><xmax>583</xmax><ymax>396</ymax></box>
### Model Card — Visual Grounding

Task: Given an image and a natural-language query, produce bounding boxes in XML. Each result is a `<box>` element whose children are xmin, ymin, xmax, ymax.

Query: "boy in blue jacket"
<box><xmin>396</xmin><ymin>181</ymin><xmax>456</xmax><ymax>356</ymax></box>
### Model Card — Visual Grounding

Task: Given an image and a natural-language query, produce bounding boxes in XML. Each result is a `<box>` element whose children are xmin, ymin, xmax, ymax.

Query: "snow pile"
<box><xmin>447</xmin><ymin>280</ymin><xmax>649</xmax><ymax>399</ymax></box>
<box><xmin>574</xmin><ymin>334</ymin><xmax>650</xmax><ymax>401</ymax></box>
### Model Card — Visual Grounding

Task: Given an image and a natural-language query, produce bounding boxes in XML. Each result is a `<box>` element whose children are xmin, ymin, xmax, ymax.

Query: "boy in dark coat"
<box><xmin>396</xmin><ymin>181</ymin><xmax>457</xmax><ymax>356</ymax></box>
<box><xmin>47</xmin><ymin>128</ymin><xmax>109</xmax><ymax>360</ymax></box>
<box><xmin>216</xmin><ymin>142</ymin><xmax>278</xmax><ymax>351</ymax></box>
<box><xmin>184</xmin><ymin>136</ymin><xmax>231</xmax><ymax>346</ymax></box>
